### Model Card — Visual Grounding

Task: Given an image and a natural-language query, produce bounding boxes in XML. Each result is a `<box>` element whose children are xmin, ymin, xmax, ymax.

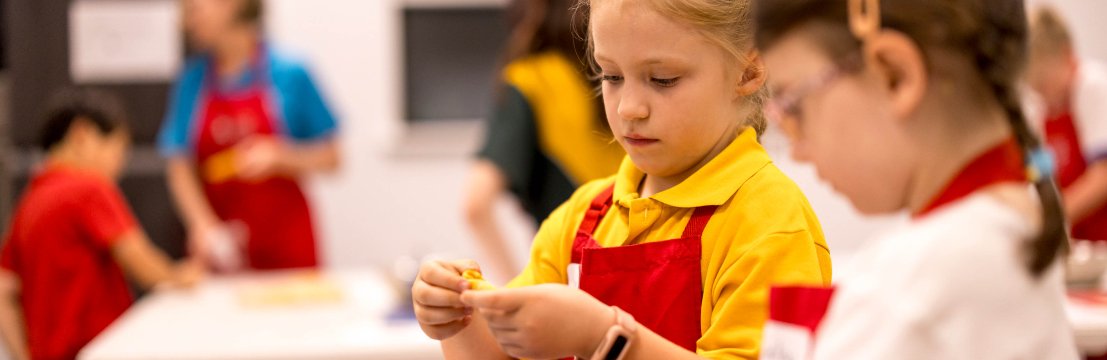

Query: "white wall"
<box><xmin>262</xmin><ymin>0</ymin><xmax>1107</xmax><ymax>276</ymax></box>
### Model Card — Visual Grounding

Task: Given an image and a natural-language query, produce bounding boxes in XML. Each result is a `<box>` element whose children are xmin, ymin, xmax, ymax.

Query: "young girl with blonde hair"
<box><xmin>414</xmin><ymin>0</ymin><xmax>831</xmax><ymax>358</ymax></box>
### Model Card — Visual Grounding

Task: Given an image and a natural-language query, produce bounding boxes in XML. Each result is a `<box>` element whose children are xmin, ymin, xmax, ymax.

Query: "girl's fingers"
<box><xmin>477</xmin><ymin>307</ymin><xmax>514</xmax><ymax>325</ymax></box>
<box><xmin>461</xmin><ymin>288</ymin><xmax>523</xmax><ymax>312</ymax></box>
<box><xmin>420</xmin><ymin>316</ymin><xmax>472</xmax><ymax>340</ymax></box>
<box><xmin>442</xmin><ymin>259</ymin><xmax>481</xmax><ymax>273</ymax></box>
<box><xmin>412</xmin><ymin>259</ymin><xmax>484</xmax><ymax>337</ymax></box>
<box><xmin>486</xmin><ymin>323</ymin><xmax>521</xmax><ymax>335</ymax></box>
<box><xmin>419</xmin><ymin>260</ymin><xmax>477</xmax><ymax>292</ymax></box>
<box><xmin>414</xmin><ymin>303</ymin><xmax>470</xmax><ymax>326</ymax></box>
<box><xmin>487</xmin><ymin>328</ymin><xmax>525</xmax><ymax>352</ymax></box>
<box><xmin>412</xmin><ymin>280</ymin><xmax>466</xmax><ymax>308</ymax></box>
<box><xmin>497</xmin><ymin>342</ymin><xmax>529</xmax><ymax>359</ymax></box>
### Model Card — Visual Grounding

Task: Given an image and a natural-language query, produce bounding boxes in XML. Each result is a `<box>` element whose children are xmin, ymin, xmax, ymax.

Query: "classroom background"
<box><xmin>0</xmin><ymin>0</ymin><xmax>1105</xmax><ymax>359</ymax></box>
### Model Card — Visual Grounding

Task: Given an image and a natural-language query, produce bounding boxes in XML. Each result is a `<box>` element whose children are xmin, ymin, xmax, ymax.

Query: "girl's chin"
<box><xmin>628</xmin><ymin>156</ymin><xmax>687</xmax><ymax>179</ymax></box>
<box><xmin>844</xmin><ymin>195</ymin><xmax>902</xmax><ymax>216</ymax></box>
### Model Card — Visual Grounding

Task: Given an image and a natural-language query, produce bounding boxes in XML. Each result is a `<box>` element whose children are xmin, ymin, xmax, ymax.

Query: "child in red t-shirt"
<box><xmin>0</xmin><ymin>88</ymin><xmax>203</xmax><ymax>360</ymax></box>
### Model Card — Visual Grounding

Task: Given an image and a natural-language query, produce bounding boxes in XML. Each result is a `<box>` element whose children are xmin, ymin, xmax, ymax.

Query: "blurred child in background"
<box><xmin>464</xmin><ymin>0</ymin><xmax>624</xmax><ymax>280</ymax></box>
<box><xmin>754</xmin><ymin>0</ymin><xmax>1076</xmax><ymax>358</ymax></box>
<box><xmin>1026</xmin><ymin>6</ymin><xmax>1107</xmax><ymax>242</ymax></box>
<box><xmin>0</xmin><ymin>88</ymin><xmax>202</xmax><ymax>360</ymax></box>
<box><xmin>160</xmin><ymin>0</ymin><xmax>340</xmax><ymax>271</ymax></box>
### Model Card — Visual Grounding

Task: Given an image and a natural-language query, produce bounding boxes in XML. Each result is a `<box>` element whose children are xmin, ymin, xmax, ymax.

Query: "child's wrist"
<box><xmin>577</xmin><ymin>304</ymin><xmax>619</xmax><ymax>358</ymax></box>
<box><xmin>273</xmin><ymin>140</ymin><xmax>298</xmax><ymax>173</ymax></box>
<box><xmin>188</xmin><ymin>213</ymin><xmax>220</xmax><ymax>230</ymax></box>
<box><xmin>583</xmin><ymin>307</ymin><xmax>640</xmax><ymax>360</ymax></box>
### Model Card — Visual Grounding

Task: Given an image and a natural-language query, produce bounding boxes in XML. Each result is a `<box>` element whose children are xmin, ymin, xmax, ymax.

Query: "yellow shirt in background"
<box><xmin>509</xmin><ymin>127</ymin><xmax>832</xmax><ymax>359</ymax></box>
<box><xmin>503</xmin><ymin>51</ymin><xmax>625</xmax><ymax>185</ymax></box>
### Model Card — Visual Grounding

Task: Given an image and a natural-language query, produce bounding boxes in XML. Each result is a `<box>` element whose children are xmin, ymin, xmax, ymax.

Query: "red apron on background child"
<box><xmin>1044</xmin><ymin>111</ymin><xmax>1107</xmax><ymax>240</ymax></box>
<box><xmin>194</xmin><ymin>53</ymin><xmax>317</xmax><ymax>269</ymax></box>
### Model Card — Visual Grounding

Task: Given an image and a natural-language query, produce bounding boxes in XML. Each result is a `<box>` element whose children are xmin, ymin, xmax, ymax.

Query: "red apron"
<box><xmin>567</xmin><ymin>185</ymin><xmax>715</xmax><ymax>355</ymax></box>
<box><xmin>1044</xmin><ymin>112</ymin><xmax>1107</xmax><ymax>241</ymax></box>
<box><xmin>762</xmin><ymin>139</ymin><xmax>1026</xmax><ymax>360</ymax></box>
<box><xmin>194</xmin><ymin>51</ymin><xmax>318</xmax><ymax>270</ymax></box>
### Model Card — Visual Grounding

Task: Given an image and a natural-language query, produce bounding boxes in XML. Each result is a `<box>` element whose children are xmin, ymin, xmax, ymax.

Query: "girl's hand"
<box><xmin>461</xmin><ymin>284</ymin><xmax>614</xmax><ymax>359</ymax></box>
<box><xmin>186</xmin><ymin>221</ymin><xmax>219</xmax><ymax>265</ymax></box>
<box><xmin>412</xmin><ymin>259</ymin><xmax>480</xmax><ymax>340</ymax></box>
<box><xmin>171</xmin><ymin>258</ymin><xmax>207</xmax><ymax>288</ymax></box>
<box><xmin>189</xmin><ymin>221</ymin><xmax>246</xmax><ymax>273</ymax></box>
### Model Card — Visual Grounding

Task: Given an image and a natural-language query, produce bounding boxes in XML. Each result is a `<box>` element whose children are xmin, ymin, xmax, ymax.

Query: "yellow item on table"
<box><xmin>203</xmin><ymin>149</ymin><xmax>238</xmax><ymax>184</ymax></box>
<box><xmin>462</xmin><ymin>269</ymin><xmax>496</xmax><ymax>291</ymax></box>
<box><xmin>238</xmin><ymin>272</ymin><xmax>345</xmax><ymax>308</ymax></box>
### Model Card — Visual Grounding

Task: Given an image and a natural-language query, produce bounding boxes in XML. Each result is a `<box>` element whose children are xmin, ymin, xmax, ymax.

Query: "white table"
<box><xmin>79</xmin><ymin>268</ymin><xmax>443</xmax><ymax>360</ymax></box>
<box><xmin>84</xmin><ymin>265</ymin><xmax>1107</xmax><ymax>358</ymax></box>
<box><xmin>1067</xmin><ymin>298</ymin><xmax>1107</xmax><ymax>355</ymax></box>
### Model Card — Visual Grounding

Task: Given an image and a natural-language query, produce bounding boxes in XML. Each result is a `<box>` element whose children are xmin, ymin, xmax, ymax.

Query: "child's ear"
<box><xmin>863</xmin><ymin>31</ymin><xmax>927</xmax><ymax>120</ymax></box>
<box><xmin>735</xmin><ymin>49</ymin><xmax>767</xmax><ymax>98</ymax></box>
<box><xmin>1066</xmin><ymin>51</ymin><xmax>1080</xmax><ymax>75</ymax></box>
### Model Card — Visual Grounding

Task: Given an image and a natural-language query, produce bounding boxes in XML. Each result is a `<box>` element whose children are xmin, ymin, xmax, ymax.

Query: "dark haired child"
<box><xmin>0</xmin><ymin>88</ymin><xmax>202</xmax><ymax>360</ymax></box>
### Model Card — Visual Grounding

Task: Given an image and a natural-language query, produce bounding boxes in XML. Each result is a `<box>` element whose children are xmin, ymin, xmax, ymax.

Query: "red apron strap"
<box><xmin>571</xmin><ymin>185</ymin><xmax>614</xmax><ymax>263</ymax></box>
<box><xmin>576</xmin><ymin>185</ymin><xmax>615</xmax><ymax>238</ymax></box>
<box><xmin>681</xmin><ymin>205</ymin><xmax>718</xmax><ymax>239</ymax></box>
<box><xmin>572</xmin><ymin>185</ymin><xmax>718</xmax><ymax>262</ymax></box>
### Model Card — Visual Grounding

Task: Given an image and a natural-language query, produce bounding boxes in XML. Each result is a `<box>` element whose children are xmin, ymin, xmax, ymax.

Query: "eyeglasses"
<box><xmin>764</xmin><ymin>58</ymin><xmax>858</xmax><ymax>141</ymax></box>
<box><xmin>765</xmin><ymin>0</ymin><xmax>878</xmax><ymax>142</ymax></box>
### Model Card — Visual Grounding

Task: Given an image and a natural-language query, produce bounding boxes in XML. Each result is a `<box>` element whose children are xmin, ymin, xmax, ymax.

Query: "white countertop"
<box><xmin>1068</xmin><ymin>287</ymin><xmax>1107</xmax><ymax>357</ymax></box>
<box><xmin>79</xmin><ymin>268</ymin><xmax>442</xmax><ymax>360</ymax></box>
<box><xmin>77</xmin><ymin>264</ymin><xmax>1107</xmax><ymax>358</ymax></box>
<box><xmin>1068</xmin><ymin>298</ymin><xmax>1107</xmax><ymax>355</ymax></box>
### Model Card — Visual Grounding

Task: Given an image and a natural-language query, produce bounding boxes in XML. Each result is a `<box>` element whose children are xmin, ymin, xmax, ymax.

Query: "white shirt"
<box><xmin>813</xmin><ymin>193</ymin><xmax>1079</xmax><ymax>360</ymax></box>
<box><xmin>1073</xmin><ymin>60</ymin><xmax>1107</xmax><ymax>161</ymax></box>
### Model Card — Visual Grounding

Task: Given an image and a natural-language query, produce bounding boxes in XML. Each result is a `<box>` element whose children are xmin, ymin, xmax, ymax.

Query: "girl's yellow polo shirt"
<box><xmin>508</xmin><ymin>127</ymin><xmax>832</xmax><ymax>359</ymax></box>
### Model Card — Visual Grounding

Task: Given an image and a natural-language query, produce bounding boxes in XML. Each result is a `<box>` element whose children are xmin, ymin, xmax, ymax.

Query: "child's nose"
<box><xmin>616</xmin><ymin>87</ymin><xmax>649</xmax><ymax>121</ymax></box>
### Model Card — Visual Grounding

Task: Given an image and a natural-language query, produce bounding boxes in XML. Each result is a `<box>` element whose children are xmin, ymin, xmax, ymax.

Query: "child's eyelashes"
<box><xmin>601</xmin><ymin>74</ymin><xmax>624</xmax><ymax>83</ymax></box>
<box><xmin>598</xmin><ymin>74</ymin><xmax>680</xmax><ymax>87</ymax></box>
<box><xmin>651</xmin><ymin>77</ymin><xmax>680</xmax><ymax>87</ymax></box>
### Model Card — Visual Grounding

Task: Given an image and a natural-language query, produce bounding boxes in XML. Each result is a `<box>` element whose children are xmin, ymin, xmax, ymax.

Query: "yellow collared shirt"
<box><xmin>509</xmin><ymin>128</ymin><xmax>832</xmax><ymax>359</ymax></box>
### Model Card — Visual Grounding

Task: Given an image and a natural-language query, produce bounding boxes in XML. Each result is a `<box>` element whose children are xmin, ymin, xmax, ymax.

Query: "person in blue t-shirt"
<box><xmin>159</xmin><ymin>0</ymin><xmax>340</xmax><ymax>270</ymax></box>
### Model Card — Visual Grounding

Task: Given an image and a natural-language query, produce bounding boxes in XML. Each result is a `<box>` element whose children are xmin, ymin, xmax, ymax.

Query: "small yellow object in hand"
<box><xmin>203</xmin><ymin>149</ymin><xmax>238</xmax><ymax>184</ymax></box>
<box><xmin>462</xmin><ymin>269</ymin><xmax>496</xmax><ymax>291</ymax></box>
